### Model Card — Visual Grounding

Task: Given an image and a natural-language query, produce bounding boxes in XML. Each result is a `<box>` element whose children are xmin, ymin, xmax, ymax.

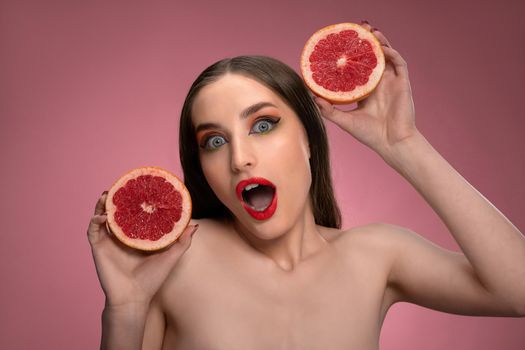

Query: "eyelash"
<box><xmin>200</xmin><ymin>117</ymin><xmax>280</xmax><ymax>151</ymax></box>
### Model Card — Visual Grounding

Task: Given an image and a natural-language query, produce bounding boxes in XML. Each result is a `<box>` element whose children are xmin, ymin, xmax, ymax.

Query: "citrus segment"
<box><xmin>301</xmin><ymin>23</ymin><xmax>385</xmax><ymax>104</ymax></box>
<box><xmin>106</xmin><ymin>166</ymin><xmax>192</xmax><ymax>251</ymax></box>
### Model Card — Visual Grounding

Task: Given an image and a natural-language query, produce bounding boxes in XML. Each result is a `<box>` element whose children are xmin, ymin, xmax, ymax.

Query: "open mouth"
<box><xmin>242</xmin><ymin>183</ymin><xmax>275</xmax><ymax>211</ymax></box>
<box><xmin>236</xmin><ymin>178</ymin><xmax>278</xmax><ymax>220</ymax></box>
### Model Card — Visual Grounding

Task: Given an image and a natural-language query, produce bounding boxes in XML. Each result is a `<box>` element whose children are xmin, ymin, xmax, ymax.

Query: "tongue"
<box><xmin>245</xmin><ymin>186</ymin><xmax>274</xmax><ymax>210</ymax></box>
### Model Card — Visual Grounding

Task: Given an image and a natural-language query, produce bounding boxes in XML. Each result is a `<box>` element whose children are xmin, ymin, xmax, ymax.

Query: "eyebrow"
<box><xmin>195</xmin><ymin>101</ymin><xmax>278</xmax><ymax>134</ymax></box>
<box><xmin>240</xmin><ymin>101</ymin><xmax>277</xmax><ymax>119</ymax></box>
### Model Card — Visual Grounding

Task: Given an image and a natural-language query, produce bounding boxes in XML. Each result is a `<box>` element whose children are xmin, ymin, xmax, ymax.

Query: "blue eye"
<box><xmin>250</xmin><ymin>118</ymin><xmax>279</xmax><ymax>134</ymax></box>
<box><xmin>203</xmin><ymin>135</ymin><xmax>227</xmax><ymax>150</ymax></box>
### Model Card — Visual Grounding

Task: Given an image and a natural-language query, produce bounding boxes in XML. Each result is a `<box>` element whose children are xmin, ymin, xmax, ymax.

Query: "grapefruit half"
<box><xmin>301</xmin><ymin>22</ymin><xmax>385</xmax><ymax>104</ymax></box>
<box><xmin>105</xmin><ymin>166</ymin><xmax>192</xmax><ymax>251</ymax></box>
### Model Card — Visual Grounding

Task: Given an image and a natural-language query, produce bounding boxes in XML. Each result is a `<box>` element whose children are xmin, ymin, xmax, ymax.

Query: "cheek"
<box><xmin>269</xmin><ymin>131</ymin><xmax>310</xmax><ymax>171</ymax></box>
<box><xmin>288</xmin><ymin>133</ymin><xmax>312</xmax><ymax>192</ymax></box>
<box><xmin>269</xmin><ymin>134</ymin><xmax>312</xmax><ymax>188</ymax></box>
<box><xmin>200</xmin><ymin>153</ymin><xmax>230</xmax><ymax>199</ymax></box>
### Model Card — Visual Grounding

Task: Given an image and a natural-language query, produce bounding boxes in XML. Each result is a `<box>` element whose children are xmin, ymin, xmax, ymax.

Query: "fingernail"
<box><xmin>361</xmin><ymin>20</ymin><xmax>369</xmax><ymax>24</ymax></box>
<box><xmin>372</xmin><ymin>27</ymin><xmax>379</xmax><ymax>32</ymax></box>
<box><xmin>102</xmin><ymin>191</ymin><xmax>108</xmax><ymax>196</ymax></box>
<box><xmin>190</xmin><ymin>224</ymin><xmax>199</xmax><ymax>236</ymax></box>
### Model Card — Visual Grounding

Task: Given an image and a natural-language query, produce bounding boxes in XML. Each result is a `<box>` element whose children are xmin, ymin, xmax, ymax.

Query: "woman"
<box><xmin>87</xmin><ymin>21</ymin><xmax>525</xmax><ymax>349</ymax></box>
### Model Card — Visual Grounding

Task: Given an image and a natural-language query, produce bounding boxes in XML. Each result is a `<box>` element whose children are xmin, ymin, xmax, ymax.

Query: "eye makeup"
<box><xmin>249</xmin><ymin>116</ymin><xmax>281</xmax><ymax>135</ymax></box>
<box><xmin>195</xmin><ymin>112</ymin><xmax>282</xmax><ymax>151</ymax></box>
<box><xmin>197</xmin><ymin>132</ymin><xmax>227</xmax><ymax>150</ymax></box>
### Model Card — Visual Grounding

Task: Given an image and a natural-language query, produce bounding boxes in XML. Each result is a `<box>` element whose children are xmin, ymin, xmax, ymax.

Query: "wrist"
<box><xmin>102</xmin><ymin>302</ymin><xmax>149</xmax><ymax>330</ymax></box>
<box><xmin>101</xmin><ymin>301</ymin><xmax>149</xmax><ymax>350</ymax></box>
<box><xmin>380</xmin><ymin>130</ymin><xmax>433</xmax><ymax>173</ymax></box>
<box><xmin>104</xmin><ymin>299</ymin><xmax>150</xmax><ymax>315</ymax></box>
<box><xmin>104</xmin><ymin>293</ymin><xmax>152</xmax><ymax>308</ymax></box>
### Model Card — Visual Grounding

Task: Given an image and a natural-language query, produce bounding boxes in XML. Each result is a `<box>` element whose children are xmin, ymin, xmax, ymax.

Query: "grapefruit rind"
<box><xmin>301</xmin><ymin>22</ymin><xmax>385</xmax><ymax>104</ymax></box>
<box><xmin>105</xmin><ymin>166</ymin><xmax>192</xmax><ymax>251</ymax></box>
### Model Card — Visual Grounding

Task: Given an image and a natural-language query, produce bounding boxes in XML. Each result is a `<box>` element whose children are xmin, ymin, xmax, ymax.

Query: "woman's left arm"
<box><xmin>315</xmin><ymin>22</ymin><xmax>525</xmax><ymax>316</ymax></box>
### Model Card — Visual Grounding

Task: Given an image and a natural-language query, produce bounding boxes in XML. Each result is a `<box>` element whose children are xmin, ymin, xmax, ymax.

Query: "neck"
<box><xmin>233</xmin><ymin>199</ymin><xmax>328</xmax><ymax>272</ymax></box>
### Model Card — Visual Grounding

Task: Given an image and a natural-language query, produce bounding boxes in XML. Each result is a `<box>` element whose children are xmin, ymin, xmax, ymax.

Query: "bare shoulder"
<box><xmin>338</xmin><ymin>222</ymin><xmax>458</xmax><ymax>265</ymax></box>
<box><xmin>140</xmin><ymin>219</ymin><xmax>231</xmax><ymax>349</ymax></box>
<box><xmin>330</xmin><ymin>222</ymin><xmax>413</xmax><ymax>256</ymax></box>
<box><xmin>188</xmin><ymin>217</ymin><xmax>228</xmax><ymax>234</ymax></box>
<box><xmin>320</xmin><ymin>223</ymin><xmax>413</xmax><ymax>310</ymax></box>
<box><xmin>326</xmin><ymin>222</ymin><xmax>425</xmax><ymax>285</ymax></box>
<box><xmin>156</xmin><ymin>217</ymin><xmax>232</xmax><ymax>306</ymax></box>
<box><xmin>189</xmin><ymin>217</ymin><xmax>234</xmax><ymax>240</ymax></box>
<box><xmin>162</xmin><ymin>217</ymin><xmax>241</xmax><ymax>278</ymax></box>
<box><xmin>186</xmin><ymin>217</ymin><xmax>240</xmax><ymax>253</ymax></box>
<box><xmin>317</xmin><ymin>222</ymin><xmax>408</xmax><ymax>275</ymax></box>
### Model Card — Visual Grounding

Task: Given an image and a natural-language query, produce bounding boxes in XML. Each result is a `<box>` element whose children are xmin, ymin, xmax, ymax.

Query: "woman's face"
<box><xmin>191</xmin><ymin>73</ymin><xmax>313</xmax><ymax>238</ymax></box>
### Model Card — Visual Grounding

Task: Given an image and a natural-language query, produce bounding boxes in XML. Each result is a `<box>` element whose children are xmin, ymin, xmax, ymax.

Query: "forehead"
<box><xmin>191</xmin><ymin>73</ymin><xmax>293</xmax><ymax>124</ymax></box>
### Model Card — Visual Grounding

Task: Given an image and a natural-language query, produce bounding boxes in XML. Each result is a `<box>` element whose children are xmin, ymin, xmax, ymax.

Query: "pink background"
<box><xmin>1</xmin><ymin>0</ymin><xmax>524</xmax><ymax>348</ymax></box>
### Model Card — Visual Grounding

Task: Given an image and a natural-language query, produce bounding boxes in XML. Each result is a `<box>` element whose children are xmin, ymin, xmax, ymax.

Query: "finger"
<box><xmin>359</xmin><ymin>21</ymin><xmax>392</xmax><ymax>53</ymax></box>
<box><xmin>360</xmin><ymin>20</ymin><xmax>373</xmax><ymax>31</ymax></box>
<box><xmin>178</xmin><ymin>224</ymin><xmax>199</xmax><ymax>246</ymax></box>
<box><xmin>314</xmin><ymin>96</ymin><xmax>336</xmax><ymax>119</ymax></box>
<box><xmin>371</xmin><ymin>28</ymin><xmax>391</xmax><ymax>48</ymax></box>
<box><xmin>95</xmin><ymin>191</ymin><xmax>108</xmax><ymax>215</ymax></box>
<box><xmin>158</xmin><ymin>224</ymin><xmax>199</xmax><ymax>265</ymax></box>
<box><xmin>87</xmin><ymin>214</ymin><xmax>108</xmax><ymax>245</ymax></box>
<box><xmin>381</xmin><ymin>45</ymin><xmax>409</xmax><ymax>78</ymax></box>
<box><xmin>135</xmin><ymin>225</ymin><xmax>199</xmax><ymax>297</ymax></box>
<box><xmin>314</xmin><ymin>96</ymin><xmax>350</xmax><ymax>127</ymax></box>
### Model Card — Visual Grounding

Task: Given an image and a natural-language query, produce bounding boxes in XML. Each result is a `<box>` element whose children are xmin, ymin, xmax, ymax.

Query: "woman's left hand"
<box><xmin>315</xmin><ymin>22</ymin><xmax>418</xmax><ymax>159</ymax></box>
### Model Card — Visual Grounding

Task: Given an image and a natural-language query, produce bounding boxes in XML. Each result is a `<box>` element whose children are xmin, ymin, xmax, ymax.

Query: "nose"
<box><xmin>230</xmin><ymin>137</ymin><xmax>256</xmax><ymax>173</ymax></box>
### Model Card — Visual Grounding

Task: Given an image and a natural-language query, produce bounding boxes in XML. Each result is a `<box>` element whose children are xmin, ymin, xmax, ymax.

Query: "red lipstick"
<box><xmin>236</xmin><ymin>177</ymin><xmax>278</xmax><ymax>220</ymax></box>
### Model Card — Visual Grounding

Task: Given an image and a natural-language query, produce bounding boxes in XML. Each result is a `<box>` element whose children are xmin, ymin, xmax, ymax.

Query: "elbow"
<box><xmin>498</xmin><ymin>279</ymin><xmax>525</xmax><ymax>317</ymax></box>
<box><xmin>512</xmin><ymin>285</ymin><xmax>525</xmax><ymax>317</ymax></box>
<box><xmin>514</xmin><ymin>302</ymin><xmax>525</xmax><ymax>317</ymax></box>
<box><xmin>490</xmin><ymin>291</ymin><xmax>525</xmax><ymax>317</ymax></box>
<box><xmin>507</xmin><ymin>292</ymin><xmax>525</xmax><ymax>317</ymax></box>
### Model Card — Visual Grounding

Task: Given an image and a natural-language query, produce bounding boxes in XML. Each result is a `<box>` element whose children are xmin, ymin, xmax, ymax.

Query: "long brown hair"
<box><xmin>179</xmin><ymin>55</ymin><xmax>341</xmax><ymax>228</ymax></box>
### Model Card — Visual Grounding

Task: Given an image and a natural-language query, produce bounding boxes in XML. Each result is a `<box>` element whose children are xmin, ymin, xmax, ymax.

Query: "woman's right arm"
<box><xmin>87</xmin><ymin>192</ymin><xmax>198</xmax><ymax>350</ymax></box>
<box><xmin>101</xmin><ymin>302</ymin><xmax>150</xmax><ymax>350</ymax></box>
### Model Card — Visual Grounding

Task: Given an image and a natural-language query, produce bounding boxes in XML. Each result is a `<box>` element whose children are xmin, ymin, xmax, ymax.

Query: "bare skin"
<box><xmin>146</xmin><ymin>219</ymin><xmax>397</xmax><ymax>350</ymax></box>
<box><xmin>88</xmin><ymin>21</ymin><xmax>525</xmax><ymax>350</ymax></box>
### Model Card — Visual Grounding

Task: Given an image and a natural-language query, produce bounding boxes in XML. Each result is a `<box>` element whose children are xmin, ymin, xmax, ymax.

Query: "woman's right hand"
<box><xmin>87</xmin><ymin>192</ymin><xmax>198</xmax><ymax>308</ymax></box>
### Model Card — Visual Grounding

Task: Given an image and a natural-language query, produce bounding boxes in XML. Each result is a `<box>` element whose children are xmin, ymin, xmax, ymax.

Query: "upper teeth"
<box><xmin>244</xmin><ymin>183</ymin><xmax>259</xmax><ymax>191</ymax></box>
